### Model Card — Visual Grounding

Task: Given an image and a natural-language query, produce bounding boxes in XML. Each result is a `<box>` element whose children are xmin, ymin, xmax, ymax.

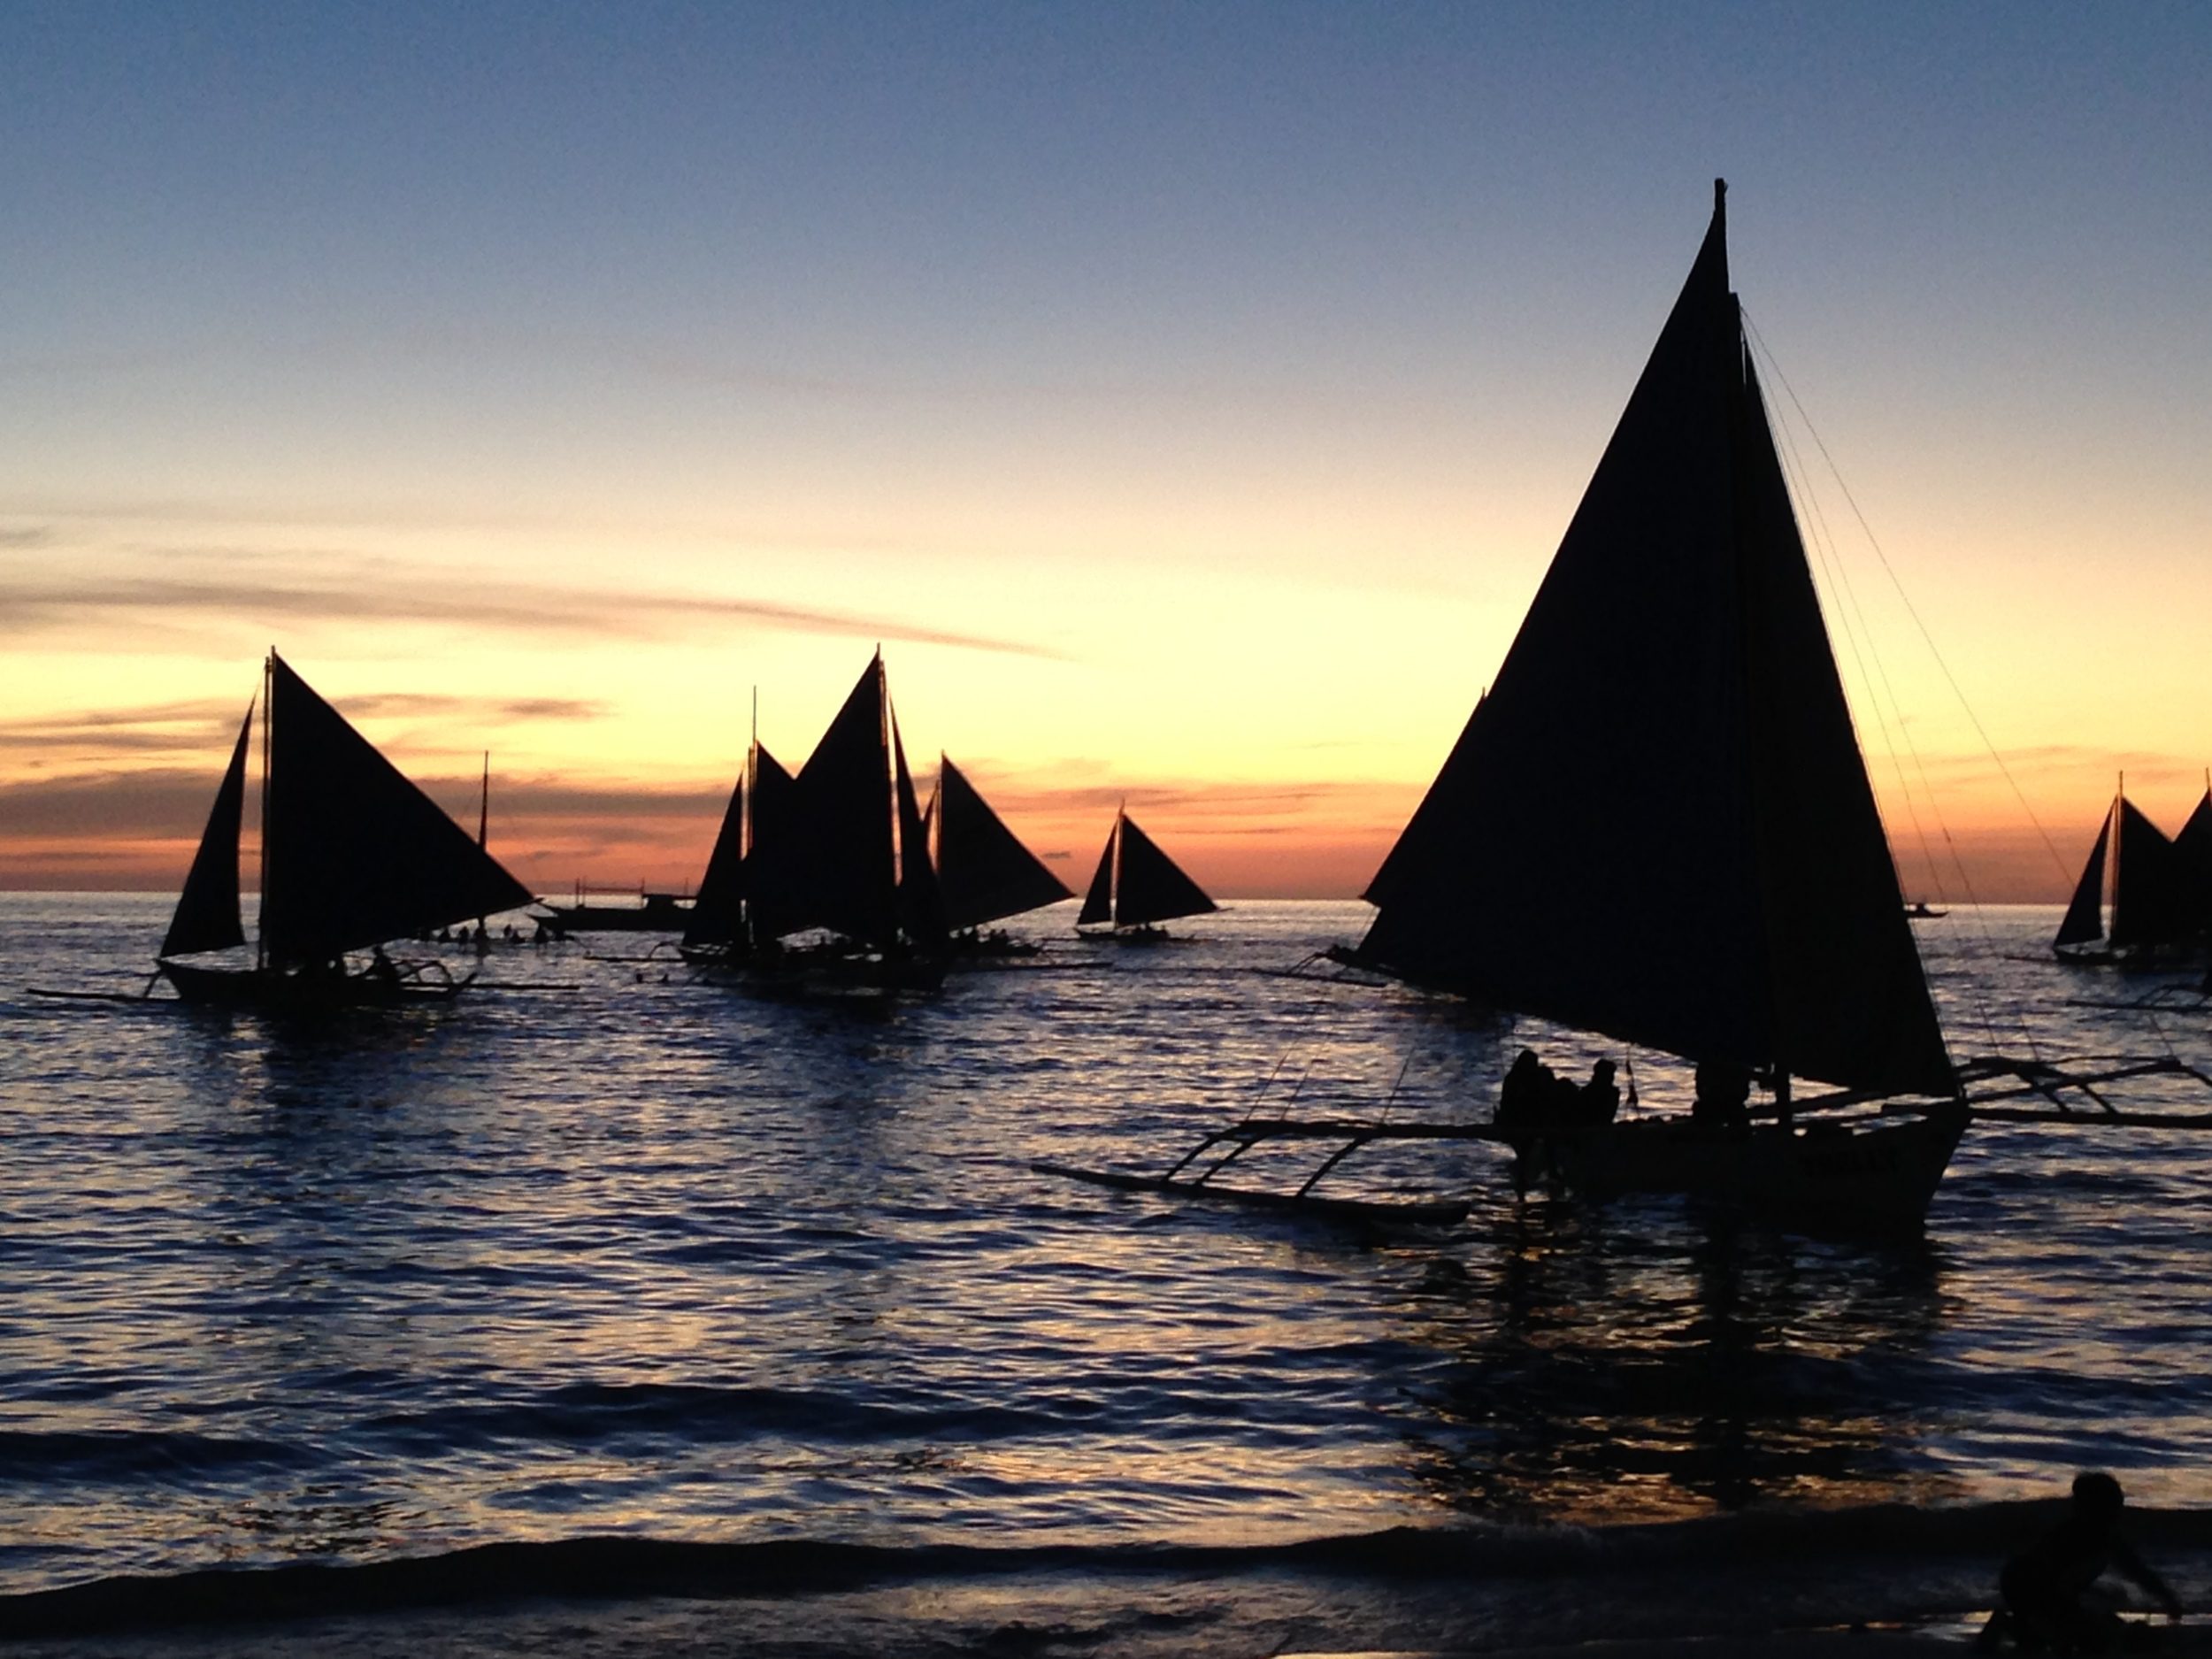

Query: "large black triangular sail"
<box><xmin>2053</xmin><ymin>800</ymin><xmax>2113</xmax><ymax>949</ymax></box>
<box><xmin>935</xmin><ymin>757</ymin><xmax>1072</xmax><ymax>930</ymax></box>
<box><xmin>1356</xmin><ymin>182</ymin><xmax>1951</xmax><ymax>1096</ymax></box>
<box><xmin>161</xmin><ymin>703</ymin><xmax>253</xmax><ymax>958</ymax></box>
<box><xmin>259</xmin><ymin>655</ymin><xmax>534</xmax><ymax>964</ymax></box>
<box><xmin>1363</xmin><ymin>694</ymin><xmax>1483</xmax><ymax>912</ymax></box>
<box><xmin>1112</xmin><ymin>815</ymin><xmax>1217</xmax><ymax>929</ymax></box>
<box><xmin>780</xmin><ymin>656</ymin><xmax>899</xmax><ymax>946</ymax></box>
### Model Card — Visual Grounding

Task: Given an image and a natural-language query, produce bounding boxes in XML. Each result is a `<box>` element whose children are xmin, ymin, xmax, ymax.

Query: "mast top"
<box><xmin>1714</xmin><ymin>177</ymin><xmax>1727</xmax><ymax>211</ymax></box>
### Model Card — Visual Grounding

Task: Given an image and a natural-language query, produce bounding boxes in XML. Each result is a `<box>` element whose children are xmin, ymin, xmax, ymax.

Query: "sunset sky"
<box><xmin>4</xmin><ymin>2</ymin><xmax>2207</xmax><ymax>902</ymax></box>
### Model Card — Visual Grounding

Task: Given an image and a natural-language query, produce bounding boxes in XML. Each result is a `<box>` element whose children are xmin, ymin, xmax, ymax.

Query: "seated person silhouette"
<box><xmin>1980</xmin><ymin>1471</ymin><xmax>2182</xmax><ymax>1651</ymax></box>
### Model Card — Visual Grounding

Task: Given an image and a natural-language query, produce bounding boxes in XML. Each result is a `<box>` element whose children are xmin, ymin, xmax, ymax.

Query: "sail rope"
<box><xmin>1743</xmin><ymin>312</ymin><xmax>2076</xmax><ymax>883</ymax></box>
<box><xmin>1743</xmin><ymin>311</ymin><xmax>2034</xmax><ymax>1066</ymax></box>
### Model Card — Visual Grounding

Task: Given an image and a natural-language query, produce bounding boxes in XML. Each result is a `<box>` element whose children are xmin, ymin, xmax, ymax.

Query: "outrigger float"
<box><xmin>1039</xmin><ymin>1053</ymin><xmax>2212</xmax><ymax>1238</ymax></box>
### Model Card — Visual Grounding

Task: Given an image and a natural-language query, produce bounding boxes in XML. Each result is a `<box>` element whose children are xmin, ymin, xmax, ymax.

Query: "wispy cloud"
<box><xmin>0</xmin><ymin>557</ymin><xmax>1064</xmax><ymax>660</ymax></box>
<box><xmin>0</xmin><ymin>692</ymin><xmax>611</xmax><ymax>767</ymax></box>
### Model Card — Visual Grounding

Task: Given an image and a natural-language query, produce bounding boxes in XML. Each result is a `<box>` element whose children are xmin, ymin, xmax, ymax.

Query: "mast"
<box><xmin>257</xmin><ymin>650</ymin><xmax>272</xmax><ymax>972</ymax></box>
<box><xmin>2113</xmin><ymin>772</ymin><xmax>2124</xmax><ymax>926</ymax></box>
<box><xmin>478</xmin><ymin>752</ymin><xmax>489</xmax><ymax>849</ymax></box>
<box><xmin>1111</xmin><ymin>804</ymin><xmax>1125</xmax><ymax>926</ymax></box>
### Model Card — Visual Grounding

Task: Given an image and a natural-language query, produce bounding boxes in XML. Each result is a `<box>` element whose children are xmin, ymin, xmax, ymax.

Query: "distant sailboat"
<box><xmin>931</xmin><ymin>757</ymin><xmax>1073</xmax><ymax>945</ymax></box>
<box><xmin>1076</xmin><ymin>808</ymin><xmax>1217</xmax><ymax>940</ymax></box>
<box><xmin>1347</xmin><ymin>180</ymin><xmax>1964</xmax><ymax>1231</ymax></box>
<box><xmin>2052</xmin><ymin>782</ymin><xmax>2199</xmax><ymax>962</ymax></box>
<box><xmin>157</xmin><ymin>652</ymin><xmax>533</xmax><ymax>1007</ymax></box>
<box><xmin>716</xmin><ymin>653</ymin><xmax>947</xmax><ymax>987</ymax></box>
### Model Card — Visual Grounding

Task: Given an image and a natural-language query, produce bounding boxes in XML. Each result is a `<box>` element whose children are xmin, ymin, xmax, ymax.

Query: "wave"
<box><xmin>0</xmin><ymin>1427</ymin><xmax>309</xmax><ymax>1484</ymax></box>
<box><xmin>9</xmin><ymin>1502</ymin><xmax>2212</xmax><ymax>1642</ymax></box>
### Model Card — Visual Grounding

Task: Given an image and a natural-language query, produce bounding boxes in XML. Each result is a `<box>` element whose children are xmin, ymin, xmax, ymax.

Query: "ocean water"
<box><xmin>3</xmin><ymin>895</ymin><xmax>2210</xmax><ymax>1655</ymax></box>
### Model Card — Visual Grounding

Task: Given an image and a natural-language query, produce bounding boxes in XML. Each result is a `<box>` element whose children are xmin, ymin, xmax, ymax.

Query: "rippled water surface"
<box><xmin>4</xmin><ymin>895</ymin><xmax>2211</xmax><ymax>1629</ymax></box>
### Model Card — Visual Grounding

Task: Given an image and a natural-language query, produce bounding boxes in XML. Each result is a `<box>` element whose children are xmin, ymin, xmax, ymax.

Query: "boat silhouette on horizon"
<box><xmin>155</xmin><ymin>651</ymin><xmax>533</xmax><ymax>1010</ymax></box>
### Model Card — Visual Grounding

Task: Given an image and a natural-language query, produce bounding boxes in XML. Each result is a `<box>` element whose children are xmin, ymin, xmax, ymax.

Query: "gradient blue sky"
<box><xmin>4</xmin><ymin>2</ymin><xmax>2208</xmax><ymax>895</ymax></box>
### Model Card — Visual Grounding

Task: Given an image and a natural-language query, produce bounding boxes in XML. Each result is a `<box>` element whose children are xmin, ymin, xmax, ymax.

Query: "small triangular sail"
<box><xmin>935</xmin><ymin>757</ymin><xmax>1073</xmax><ymax>930</ymax></box>
<box><xmin>738</xmin><ymin>743</ymin><xmax>801</xmax><ymax>944</ymax></box>
<box><xmin>683</xmin><ymin>767</ymin><xmax>748</xmax><ymax>948</ymax></box>
<box><xmin>1354</xmin><ymin>183</ymin><xmax>1952</xmax><ymax>1098</ymax></box>
<box><xmin>161</xmin><ymin>703</ymin><xmax>253</xmax><ymax>958</ymax></box>
<box><xmin>1112</xmin><ymin>815</ymin><xmax>1217</xmax><ymax>929</ymax></box>
<box><xmin>259</xmin><ymin>654</ymin><xmax>534</xmax><ymax>964</ymax></box>
<box><xmin>2110</xmin><ymin>798</ymin><xmax>2186</xmax><ymax>949</ymax></box>
<box><xmin>1077</xmin><ymin>818</ymin><xmax>1117</xmax><ymax>927</ymax></box>
<box><xmin>2054</xmin><ymin>800</ymin><xmax>2114</xmax><ymax>949</ymax></box>
<box><xmin>894</xmin><ymin>715</ymin><xmax>949</xmax><ymax>949</ymax></box>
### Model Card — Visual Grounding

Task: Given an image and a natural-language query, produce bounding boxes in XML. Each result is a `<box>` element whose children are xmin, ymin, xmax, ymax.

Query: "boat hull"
<box><xmin>534</xmin><ymin>896</ymin><xmax>693</xmax><ymax>933</ymax></box>
<box><xmin>1538</xmin><ymin>1110</ymin><xmax>1965</xmax><ymax>1236</ymax></box>
<box><xmin>157</xmin><ymin>960</ymin><xmax>465</xmax><ymax>1011</ymax></box>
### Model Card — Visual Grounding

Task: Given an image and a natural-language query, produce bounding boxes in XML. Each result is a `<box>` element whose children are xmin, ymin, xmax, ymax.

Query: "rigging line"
<box><xmin>1771</xmin><ymin>396</ymin><xmax>1949</xmax><ymax>906</ymax></box>
<box><xmin>1747</xmin><ymin>319</ymin><xmax>2027</xmax><ymax>1062</ymax></box>
<box><xmin>1749</xmin><ymin>319</ymin><xmax>1949</xmax><ymax>902</ymax></box>
<box><xmin>1750</xmin><ymin>349</ymin><xmax>2042</xmax><ymax>1059</ymax></box>
<box><xmin>1763</xmin><ymin>373</ymin><xmax>2027</xmax><ymax>1065</ymax></box>
<box><xmin>1742</xmin><ymin>311</ymin><xmax>2073</xmax><ymax>883</ymax></box>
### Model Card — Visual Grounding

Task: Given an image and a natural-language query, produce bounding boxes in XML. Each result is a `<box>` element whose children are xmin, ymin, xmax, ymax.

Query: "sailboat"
<box><xmin>1342</xmin><ymin>180</ymin><xmax>1965</xmax><ymax>1231</ymax></box>
<box><xmin>930</xmin><ymin>757</ymin><xmax>1073</xmax><ymax>952</ymax></box>
<box><xmin>1075</xmin><ymin>808</ymin><xmax>1217</xmax><ymax>941</ymax></box>
<box><xmin>710</xmin><ymin>652</ymin><xmax>948</xmax><ymax>989</ymax></box>
<box><xmin>2052</xmin><ymin>781</ymin><xmax>2200</xmax><ymax>963</ymax></box>
<box><xmin>157</xmin><ymin>652</ymin><xmax>534</xmax><ymax>1008</ymax></box>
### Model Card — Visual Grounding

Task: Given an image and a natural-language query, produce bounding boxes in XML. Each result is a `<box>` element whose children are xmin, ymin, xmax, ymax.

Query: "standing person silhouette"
<box><xmin>1980</xmin><ymin>1471</ymin><xmax>2183</xmax><ymax>1651</ymax></box>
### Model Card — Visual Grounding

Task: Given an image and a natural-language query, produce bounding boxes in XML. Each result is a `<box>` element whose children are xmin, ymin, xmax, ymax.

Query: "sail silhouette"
<box><xmin>160</xmin><ymin>705</ymin><xmax>252</xmax><ymax>960</ymax></box>
<box><xmin>683</xmin><ymin>766</ymin><xmax>749</xmax><ymax>949</ymax></box>
<box><xmin>157</xmin><ymin>653</ymin><xmax>532</xmax><ymax>1003</ymax></box>
<box><xmin>1356</xmin><ymin>181</ymin><xmax>1952</xmax><ymax>1102</ymax></box>
<box><xmin>2054</xmin><ymin>786</ymin><xmax>2198</xmax><ymax>957</ymax></box>
<box><xmin>2055</xmin><ymin>801</ymin><xmax>2111</xmax><ymax>951</ymax></box>
<box><xmin>2177</xmin><ymin>786</ymin><xmax>2212</xmax><ymax>940</ymax></box>
<box><xmin>932</xmin><ymin>757</ymin><xmax>1072</xmax><ymax>931</ymax></box>
<box><xmin>1078</xmin><ymin>809</ymin><xmax>1216</xmax><ymax>933</ymax></box>
<box><xmin>752</xmin><ymin>654</ymin><xmax>945</xmax><ymax>956</ymax></box>
<box><xmin>258</xmin><ymin>656</ymin><xmax>531</xmax><ymax>964</ymax></box>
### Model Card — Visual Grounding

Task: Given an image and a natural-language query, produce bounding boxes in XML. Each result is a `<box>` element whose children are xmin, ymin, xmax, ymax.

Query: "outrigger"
<box><xmin>1040</xmin><ymin>1051</ymin><xmax>2212</xmax><ymax>1239</ymax></box>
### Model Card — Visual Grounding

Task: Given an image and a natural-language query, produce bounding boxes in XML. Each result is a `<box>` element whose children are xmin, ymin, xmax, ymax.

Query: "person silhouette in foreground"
<box><xmin>1980</xmin><ymin>1471</ymin><xmax>2183</xmax><ymax>1652</ymax></box>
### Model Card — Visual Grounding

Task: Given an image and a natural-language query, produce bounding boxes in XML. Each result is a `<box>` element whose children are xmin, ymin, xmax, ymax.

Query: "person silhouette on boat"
<box><xmin>368</xmin><ymin>944</ymin><xmax>401</xmax><ymax>988</ymax></box>
<box><xmin>1690</xmin><ymin>1058</ymin><xmax>1752</xmax><ymax>1133</ymax></box>
<box><xmin>1979</xmin><ymin>1471</ymin><xmax>2182</xmax><ymax>1651</ymax></box>
<box><xmin>1578</xmin><ymin>1058</ymin><xmax>1620</xmax><ymax>1126</ymax></box>
<box><xmin>1496</xmin><ymin>1049</ymin><xmax>1551</xmax><ymax>1131</ymax></box>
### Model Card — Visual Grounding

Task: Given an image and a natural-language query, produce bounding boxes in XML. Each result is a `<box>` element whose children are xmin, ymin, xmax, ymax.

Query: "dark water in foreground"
<box><xmin>4</xmin><ymin>895</ymin><xmax>2210</xmax><ymax>1653</ymax></box>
